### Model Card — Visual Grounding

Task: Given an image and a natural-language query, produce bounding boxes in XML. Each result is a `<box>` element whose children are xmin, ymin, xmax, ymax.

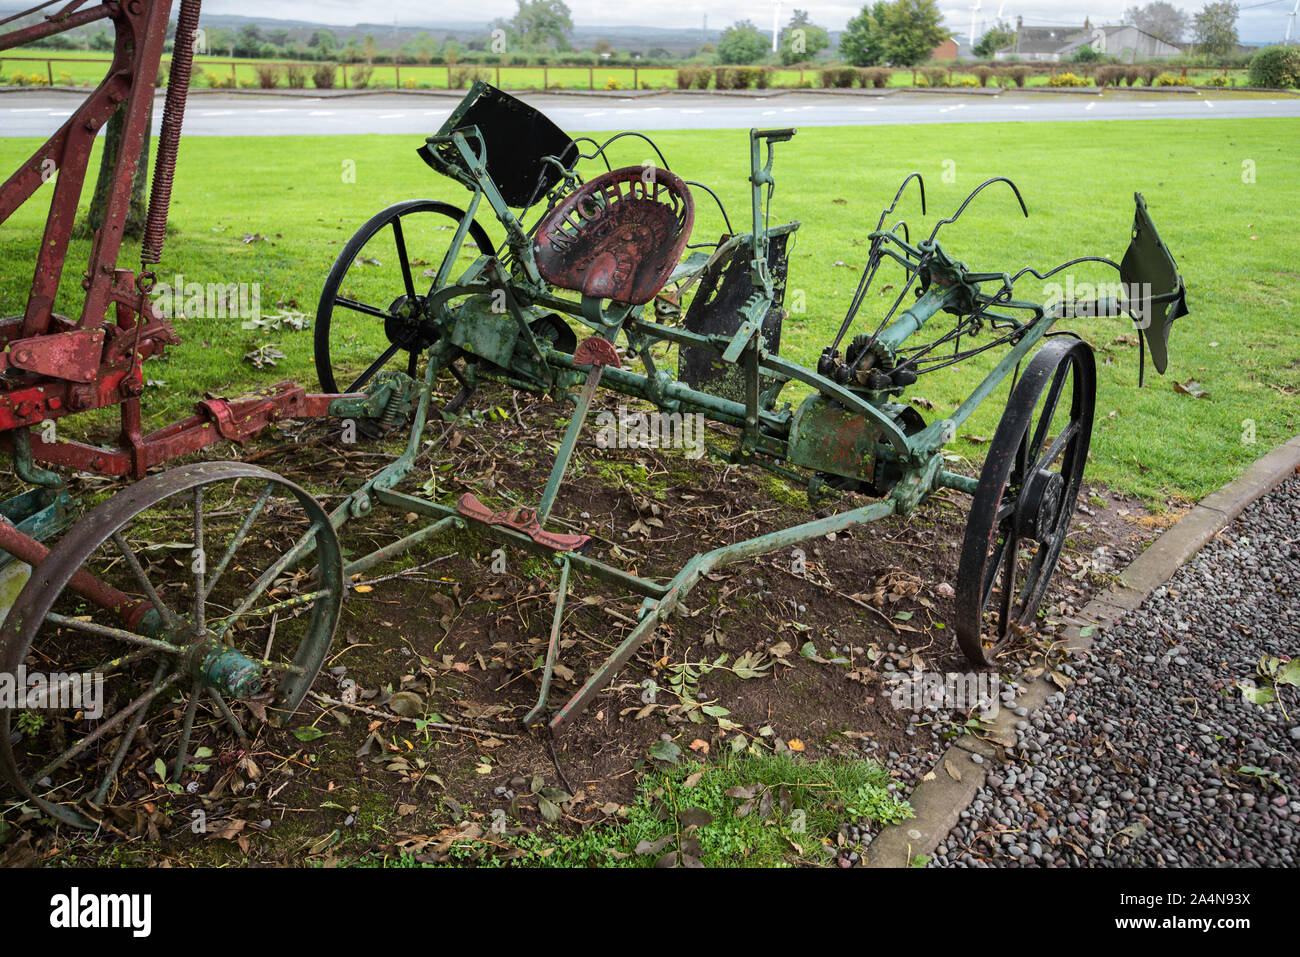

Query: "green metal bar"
<box><xmin>936</xmin><ymin>470</ymin><xmax>980</xmax><ymax>495</ymax></box>
<box><xmin>523</xmin><ymin>556</ymin><xmax>570</xmax><ymax>726</ymax></box>
<box><xmin>538</xmin><ymin>363</ymin><xmax>605</xmax><ymax>526</ymax></box>
<box><xmin>342</xmin><ymin>516</ymin><xmax>457</xmax><ymax>579</ymax></box>
<box><xmin>374</xmin><ymin>488</ymin><xmax>670</xmax><ymax>600</ymax></box>
<box><xmin>549</xmin><ymin>498</ymin><xmax>898</xmax><ymax>729</ymax></box>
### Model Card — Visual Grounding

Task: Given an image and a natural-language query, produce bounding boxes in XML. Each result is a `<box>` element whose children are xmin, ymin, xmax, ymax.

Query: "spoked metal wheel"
<box><xmin>955</xmin><ymin>337</ymin><xmax>1096</xmax><ymax>667</ymax></box>
<box><xmin>0</xmin><ymin>463</ymin><xmax>343</xmax><ymax>828</ymax></box>
<box><xmin>315</xmin><ymin>199</ymin><xmax>494</xmax><ymax>394</ymax></box>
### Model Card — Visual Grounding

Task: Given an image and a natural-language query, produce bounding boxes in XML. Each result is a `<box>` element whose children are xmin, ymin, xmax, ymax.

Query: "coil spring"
<box><xmin>140</xmin><ymin>0</ymin><xmax>202</xmax><ymax>266</ymax></box>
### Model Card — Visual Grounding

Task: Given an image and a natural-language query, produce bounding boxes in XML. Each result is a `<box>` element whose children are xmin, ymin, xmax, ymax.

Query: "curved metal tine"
<box><xmin>682</xmin><ymin>180</ymin><xmax>734</xmax><ymax>235</ymax></box>
<box><xmin>346</xmin><ymin>341</ymin><xmax>402</xmax><ymax>394</ymax></box>
<box><xmin>110</xmin><ymin>529</ymin><xmax>179</xmax><ymax>628</ymax></box>
<box><xmin>875</xmin><ymin>171</ymin><xmax>926</xmax><ymax>231</ymax></box>
<box><xmin>92</xmin><ymin>660</ymin><xmax>171</xmax><ymax>805</ymax></box>
<box><xmin>927</xmin><ymin>176</ymin><xmax>1029</xmax><ymax>244</ymax></box>
<box><xmin>579</xmin><ymin>131</ymin><xmax>671</xmax><ymax>171</ymax></box>
<box><xmin>33</xmin><ymin>671</ymin><xmax>183</xmax><ymax>783</ymax></box>
<box><xmin>1009</xmin><ymin>255</ymin><xmax>1122</xmax><ymax>286</ymax></box>
<box><xmin>204</xmin><ymin>480</ymin><xmax>275</xmax><ymax>603</ymax></box>
<box><xmin>391</xmin><ymin>217</ymin><xmax>418</xmax><ymax>303</ymax></box>
<box><xmin>193</xmin><ymin>486</ymin><xmax>205</xmax><ymax>631</ymax></box>
<box><xmin>570</xmin><ymin>137</ymin><xmax>612</xmax><ymax>173</ymax></box>
<box><xmin>889</xmin><ymin>220</ymin><xmax>911</xmax><ymax>245</ymax></box>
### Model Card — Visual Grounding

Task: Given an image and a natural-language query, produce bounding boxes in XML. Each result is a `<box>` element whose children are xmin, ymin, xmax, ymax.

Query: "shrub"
<box><xmin>861</xmin><ymin>66</ymin><xmax>890</xmax><ymax>88</ymax></box>
<box><xmin>920</xmin><ymin>67</ymin><xmax>948</xmax><ymax>87</ymax></box>
<box><xmin>1202</xmin><ymin>74</ymin><xmax>1230</xmax><ymax>87</ymax></box>
<box><xmin>676</xmin><ymin>67</ymin><xmax>700</xmax><ymax>89</ymax></box>
<box><xmin>1124</xmin><ymin>66</ymin><xmax>1140</xmax><ymax>86</ymax></box>
<box><xmin>819</xmin><ymin>67</ymin><xmax>856</xmax><ymax>88</ymax></box>
<box><xmin>350</xmin><ymin>64</ymin><xmax>374</xmax><ymax>88</ymax></box>
<box><xmin>253</xmin><ymin>63</ymin><xmax>282</xmax><ymax>89</ymax></box>
<box><xmin>973</xmin><ymin>65</ymin><xmax>994</xmax><ymax>87</ymax></box>
<box><xmin>1047</xmin><ymin>71</ymin><xmax>1089</xmax><ymax>87</ymax></box>
<box><xmin>312</xmin><ymin>63</ymin><xmax>337</xmax><ymax>89</ymax></box>
<box><xmin>603</xmin><ymin>76</ymin><xmax>622</xmax><ymax>90</ymax></box>
<box><xmin>1248</xmin><ymin>46</ymin><xmax>1300</xmax><ymax>89</ymax></box>
<box><xmin>957</xmin><ymin>76</ymin><xmax>978</xmax><ymax>87</ymax></box>
<box><xmin>1154</xmin><ymin>72</ymin><xmax>1179</xmax><ymax>86</ymax></box>
<box><xmin>752</xmin><ymin>67</ymin><xmax>769</xmax><ymax>89</ymax></box>
<box><xmin>1140</xmin><ymin>65</ymin><xmax>1160</xmax><ymax>86</ymax></box>
<box><xmin>284</xmin><ymin>63</ymin><xmax>308</xmax><ymax>89</ymax></box>
<box><xmin>1006</xmin><ymin>65</ymin><xmax>1031</xmax><ymax>88</ymax></box>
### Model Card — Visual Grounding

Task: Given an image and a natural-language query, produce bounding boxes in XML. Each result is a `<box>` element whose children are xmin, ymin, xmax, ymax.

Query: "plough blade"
<box><xmin>1121</xmin><ymin>192</ymin><xmax>1188</xmax><ymax>376</ymax></box>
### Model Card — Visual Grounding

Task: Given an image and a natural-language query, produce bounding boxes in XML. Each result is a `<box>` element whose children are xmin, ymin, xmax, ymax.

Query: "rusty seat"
<box><xmin>533</xmin><ymin>167</ymin><xmax>694</xmax><ymax>306</ymax></box>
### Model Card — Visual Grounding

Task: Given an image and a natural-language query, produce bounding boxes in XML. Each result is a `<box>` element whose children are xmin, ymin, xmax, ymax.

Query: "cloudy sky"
<box><xmin>201</xmin><ymin>1</ymin><xmax>1294</xmax><ymax>43</ymax></box>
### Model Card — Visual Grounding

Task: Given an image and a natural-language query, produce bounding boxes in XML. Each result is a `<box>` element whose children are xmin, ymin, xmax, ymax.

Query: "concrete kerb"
<box><xmin>865</xmin><ymin>434</ymin><xmax>1300</xmax><ymax>867</ymax></box>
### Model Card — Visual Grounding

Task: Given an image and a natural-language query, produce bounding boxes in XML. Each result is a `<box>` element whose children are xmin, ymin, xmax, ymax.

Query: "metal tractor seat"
<box><xmin>533</xmin><ymin>167</ymin><xmax>694</xmax><ymax>306</ymax></box>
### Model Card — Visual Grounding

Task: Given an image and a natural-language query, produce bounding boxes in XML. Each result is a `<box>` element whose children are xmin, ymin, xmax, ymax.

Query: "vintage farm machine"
<box><xmin>0</xmin><ymin>1</ymin><xmax>1188</xmax><ymax>828</ymax></box>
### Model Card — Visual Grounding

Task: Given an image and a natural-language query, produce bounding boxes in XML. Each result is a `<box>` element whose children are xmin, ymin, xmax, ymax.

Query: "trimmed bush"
<box><xmin>819</xmin><ymin>67</ymin><xmax>856</xmax><ymax>88</ymax></box>
<box><xmin>1248</xmin><ymin>45</ymin><xmax>1300</xmax><ymax>89</ymax></box>
<box><xmin>973</xmin><ymin>65</ymin><xmax>994</xmax><ymax>87</ymax></box>
<box><xmin>1047</xmin><ymin>71</ymin><xmax>1089</xmax><ymax>87</ymax></box>
<box><xmin>920</xmin><ymin>66</ymin><xmax>948</xmax><ymax>87</ymax></box>
<box><xmin>350</xmin><ymin>64</ymin><xmax>374</xmax><ymax>89</ymax></box>
<box><xmin>1005</xmin><ymin>65</ymin><xmax>1031</xmax><ymax>88</ymax></box>
<box><xmin>676</xmin><ymin>67</ymin><xmax>701</xmax><ymax>89</ymax></box>
<box><xmin>860</xmin><ymin>67</ymin><xmax>890</xmax><ymax>88</ymax></box>
<box><xmin>284</xmin><ymin>63</ymin><xmax>308</xmax><ymax>89</ymax></box>
<box><xmin>1124</xmin><ymin>66</ymin><xmax>1140</xmax><ymax>86</ymax></box>
<box><xmin>1140</xmin><ymin>65</ymin><xmax>1160</xmax><ymax>86</ymax></box>
<box><xmin>253</xmin><ymin>63</ymin><xmax>282</xmax><ymax>89</ymax></box>
<box><xmin>312</xmin><ymin>63</ymin><xmax>337</xmax><ymax>89</ymax></box>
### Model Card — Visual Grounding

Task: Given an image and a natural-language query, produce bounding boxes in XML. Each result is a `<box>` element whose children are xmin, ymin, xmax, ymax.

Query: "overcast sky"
<box><xmin>201</xmin><ymin>1</ymin><xmax>1294</xmax><ymax>43</ymax></box>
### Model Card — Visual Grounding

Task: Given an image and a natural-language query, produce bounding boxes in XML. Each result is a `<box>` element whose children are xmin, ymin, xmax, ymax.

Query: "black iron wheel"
<box><xmin>955</xmin><ymin>337</ymin><xmax>1096</xmax><ymax>667</ymax></box>
<box><xmin>315</xmin><ymin>199</ymin><xmax>494</xmax><ymax>394</ymax></box>
<box><xmin>0</xmin><ymin>463</ymin><xmax>343</xmax><ymax>828</ymax></box>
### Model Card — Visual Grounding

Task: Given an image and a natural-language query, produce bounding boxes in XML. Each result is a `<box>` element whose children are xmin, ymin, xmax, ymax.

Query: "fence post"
<box><xmin>446</xmin><ymin>65</ymin><xmax>451</xmax><ymax>89</ymax></box>
<box><xmin>633</xmin><ymin>66</ymin><xmax>638</xmax><ymax>89</ymax></box>
<box><xmin>542</xmin><ymin>65</ymin><xmax>547</xmax><ymax>89</ymax></box>
<box><xmin>47</xmin><ymin>59</ymin><xmax>53</xmax><ymax>86</ymax></box>
<box><xmin>395</xmin><ymin>65</ymin><xmax>400</xmax><ymax>89</ymax></box>
<box><xmin>230</xmin><ymin>60</ymin><xmax>236</xmax><ymax>86</ymax></box>
<box><xmin>589</xmin><ymin>66</ymin><xmax>593</xmax><ymax>90</ymax></box>
<box><xmin>342</xmin><ymin>63</ymin><xmax>347</xmax><ymax>89</ymax></box>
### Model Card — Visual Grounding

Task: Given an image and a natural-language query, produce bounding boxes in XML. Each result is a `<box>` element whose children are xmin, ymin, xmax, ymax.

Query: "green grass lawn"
<box><xmin>1</xmin><ymin>117</ymin><xmax>1296</xmax><ymax>503</ymax></box>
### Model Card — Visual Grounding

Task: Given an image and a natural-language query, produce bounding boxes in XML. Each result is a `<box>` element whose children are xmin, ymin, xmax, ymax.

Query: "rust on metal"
<box><xmin>455</xmin><ymin>493</ymin><xmax>590</xmax><ymax>552</ymax></box>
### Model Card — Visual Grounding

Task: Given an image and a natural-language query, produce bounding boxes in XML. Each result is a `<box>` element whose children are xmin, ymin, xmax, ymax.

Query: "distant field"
<box><xmin>0</xmin><ymin>48</ymin><xmax>1252</xmax><ymax>92</ymax></box>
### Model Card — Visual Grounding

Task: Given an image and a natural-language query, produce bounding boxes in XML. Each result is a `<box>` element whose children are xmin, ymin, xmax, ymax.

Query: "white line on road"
<box><xmin>255</xmin><ymin>108</ymin><xmax>291</xmax><ymax>114</ymax></box>
<box><xmin>1085</xmin><ymin>102</ymin><xmax>1096</xmax><ymax>110</ymax></box>
<box><xmin>308</xmin><ymin>110</ymin><xmax>334</xmax><ymax>116</ymax></box>
<box><xmin>201</xmin><ymin>110</ymin><xmax>235</xmax><ymax>116</ymax></box>
<box><xmin>377</xmin><ymin>113</ymin><xmax>406</xmax><ymax>119</ymax></box>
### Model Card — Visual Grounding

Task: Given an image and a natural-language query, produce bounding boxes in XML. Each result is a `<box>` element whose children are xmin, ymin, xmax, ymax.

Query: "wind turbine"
<box><xmin>970</xmin><ymin>0</ymin><xmax>982</xmax><ymax>51</ymax></box>
<box><xmin>772</xmin><ymin>0</ymin><xmax>782</xmax><ymax>54</ymax></box>
<box><xmin>1286</xmin><ymin>0</ymin><xmax>1299</xmax><ymax>45</ymax></box>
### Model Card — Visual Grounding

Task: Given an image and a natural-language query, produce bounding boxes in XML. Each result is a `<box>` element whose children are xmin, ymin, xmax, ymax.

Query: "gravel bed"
<box><xmin>933</xmin><ymin>475</ymin><xmax>1300</xmax><ymax>867</ymax></box>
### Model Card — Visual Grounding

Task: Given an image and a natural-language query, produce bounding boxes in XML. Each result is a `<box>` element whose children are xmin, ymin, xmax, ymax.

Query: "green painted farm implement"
<box><xmin>0</xmin><ymin>71</ymin><xmax>1187</xmax><ymax>827</ymax></box>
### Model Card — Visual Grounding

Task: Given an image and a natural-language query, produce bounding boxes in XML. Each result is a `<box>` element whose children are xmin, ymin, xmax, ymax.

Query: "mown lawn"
<box><xmin>1</xmin><ymin>117</ymin><xmax>1296</xmax><ymax>502</ymax></box>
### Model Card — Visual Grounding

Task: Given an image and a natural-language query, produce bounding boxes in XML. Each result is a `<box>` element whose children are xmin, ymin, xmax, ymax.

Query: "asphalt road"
<box><xmin>3</xmin><ymin>90</ymin><xmax>1299</xmax><ymax>136</ymax></box>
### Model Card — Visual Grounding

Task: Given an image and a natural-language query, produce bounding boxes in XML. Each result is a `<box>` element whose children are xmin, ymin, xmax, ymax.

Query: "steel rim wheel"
<box><xmin>0</xmin><ymin>463</ymin><xmax>343</xmax><ymax>828</ymax></box>
<box><xmin>315</xmin><ymin>199</ymin><xmax>494</xmax><ymax>395</ymax></box>
<box><xmin>955</xmin><ymin>337</ymin><xmax>1096</xmax><ymax>667</ymax></box>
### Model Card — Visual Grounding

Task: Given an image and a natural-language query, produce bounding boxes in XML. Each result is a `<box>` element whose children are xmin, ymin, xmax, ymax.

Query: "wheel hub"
<box><xmin>1018</xmin><ymin>468</ymin><xmax>1065</xmax><ymax>543</ymax></box>
<box><xmin>384</xmin><ymin>295</ymin><xmax>438</xmax><ymax>352</ymax></box>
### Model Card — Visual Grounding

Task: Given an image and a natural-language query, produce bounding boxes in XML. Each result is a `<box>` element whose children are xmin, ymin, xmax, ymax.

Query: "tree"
<box><xmin>504</xmin><ymin>0</ymin><xmax>573</xmax><ymax>52</ymax></box>
<box><xmin>839</xmin><ymin>3</ymin><xmax>888</xmax><ymax>66</ymax></box>
<box><xmin>1124</xmin><ymin>2</ymin><xmax>1190</xmax><ymax>44</ymax></box>
<box><xmin>973</xmin><ymin>22</ymin><xmax>1015</xmax><ymax>58</ymax></box>
<box><xmin>592</xmin><ymin>38</ymin><xmax>613</xmax><ymax>56</ymax></box>
<box><xmin>877</xmin><ymin>0</ymin><xmax>949</xmax><ymax>67</ymax></box>
<box><xmin>717</xmin><ymin>20</ymin><xmax>768</xmax><ymax>65</ymax></box>
<box><xmin>1072</xmin><ymin>44</ymin><xmax>1102</xmax><ymax>62</ymax></box>
<box><xmin>779</xmin><ymin>10</ymin><xmax>831</xmax><ymax>65</ymax></box>
<box><xmin>80</xmin><ymin>106</ymin><xmax>150</xmax><ymax>241</ymax></box>
<box><xmin>308</xmin><ymin>29</ymin><xmax>337</xmax><ymax>58</ymax></box>
<box><xmin>1193</xmin><ymin>1</ymin><xmax>1238</xmax><ymax>56</ymax></box>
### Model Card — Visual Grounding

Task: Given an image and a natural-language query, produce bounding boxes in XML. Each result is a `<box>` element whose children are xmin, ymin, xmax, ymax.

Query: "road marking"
<box><xmin>308</xmin><ymin>110</ymin><xmax>334</xmax><ymax>116</ymax></box>
<box><xmin>1085</xmin><ymin>102</ymin><xmax>1095</xmax><ymax>110</ymax></box>
<box><xmin>1205</xmin><ymin>100</ymin><xmax>1214</xmax><ymax>108</ymax></box>
<box><xmin>10</xmin><ymin>108</ymin><xmax>47</xmax><ymax>112</ymax></box>
<box><xmin>857</xmin><ymin>106</ymin><xmax>877</xmax><ymax>111</ymax></box>
<box><xmin>377</xmin><ymin>113</ymin><xmax>406</xmax><ymax>119</ymax></box>
<box><xmin>1013</xmin><ymin>105</ymin><xmax>1030</xmax><ymax>110</ymax></box>
<box><xmin>762</xmin><ymin>110</ymin><xmax>777</xmax><ymax>115</ymax></box>
<box><xmin>255</xmin><ymin>108</ymin><xmax>291</xmax><ymax>114</ymax></box>
<box><xmin>201</xmin><ymin>110</ymin><xmax>235</xmax><ymax>116</ymax></box>
<box><xmin>584</xmin><ymin>110</ymin><xmax>606</xmax><ymax>117</ymax></box>
<box><xmin>679</xmin><ymin>108</ymin><xmax>703</xmax><ymax>114</ymax></box>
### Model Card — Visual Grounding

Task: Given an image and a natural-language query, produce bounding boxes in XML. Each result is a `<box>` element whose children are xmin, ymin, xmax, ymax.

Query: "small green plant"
<box><xmin>1154</xmin><ymin>72</ymin><xmax>1179</xmax><ymax>86</ymax></box>
<box><xmin>16</xmin><ymin>711</ymin><xmax>44</xmax><ymax>736</ymax></box>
